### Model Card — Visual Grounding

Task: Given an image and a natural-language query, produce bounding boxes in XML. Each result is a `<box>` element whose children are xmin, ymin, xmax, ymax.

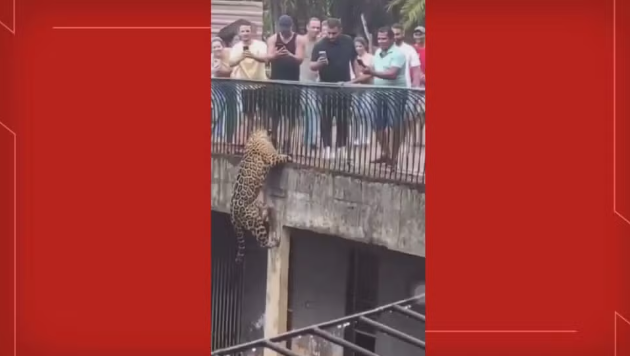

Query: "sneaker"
<box><xmin>370</xmin><ymin>156</ymin><xmax>390</xmax><ymax>164</ymax></box>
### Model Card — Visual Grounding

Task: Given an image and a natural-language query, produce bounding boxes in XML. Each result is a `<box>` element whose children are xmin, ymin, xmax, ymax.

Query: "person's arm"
<box><xmin>287</xmin><ymin>35</ymin><xmax>305</xmax><ymax>64</ymax></box>
<box><xmin>266</xmin><ymin>35</ymin><xmax>279</xmax><ymax>62</ymax></box>
<box><xmin>217</xmin><ymin>62</ymin><xmax>232</xmax><ymax>76</ymax></box>
<box><xmin>408</xmin><ymin>47</ymin><xmax>422</xmax><ymax>87</ymax></box>
<box><xmin>216</xmin><ymin>48</ymin><xmax>233</xmax><ymax>76</ymax></box>
<box><xmin>211</xmin><ymin>55</ymin><xmax>218</xmax><ymax>76</ymax></box>
<box><xmin>309</xmin><ymin>43</ymin><xmax>326</xmax><ymax>71</ymax></box>
<box><xmin>228</xmin><ymin>44</ymin><xmax>244</xmax><ymax>67</ymax></box>
<box><xmin>249</xmin><ymin>41</ymin><xmax>268</xmax><ymax>63</ymax></box>
<box><xmin>368</xmin><ymin>51</ymin><xmax>404</xmax><ymax>80</ymax></box>
<box><xmin>350</xmin><ymin>54</ymin><xmax>371</xmax><ymax>84</ymax></box>
<box><xmin>349</xmin><ymin>37</ymin><xmax>360</xmax><ymax>78</ymax></box>
<box><xmin>351</xmin><ymin>72</ymin><xmax>372</xmax><ymax>84</ymax></box>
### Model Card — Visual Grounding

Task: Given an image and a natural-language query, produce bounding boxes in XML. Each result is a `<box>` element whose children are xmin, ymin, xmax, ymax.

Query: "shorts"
<box><xmin>405</xmin><ymin>90</ymin><xmax>426</xmax><ymax>122</ymax></box>
<box><xmin>373</xmin><ymin>90</ymin><xmax>407</xmax><ymax>130</ymax></box>
<box><xmin>351</xmin><ymin>90</ymin><xmax>377</xmax><ymax>125</ymax></box>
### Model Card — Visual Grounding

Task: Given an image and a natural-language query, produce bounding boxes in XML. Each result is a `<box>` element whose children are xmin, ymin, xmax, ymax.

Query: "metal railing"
<box><xmin>211</xmin><ymin>78</ymin><xmax>426</xmax><ymax>186</ymax></box>
<box><xmin>210</xmin><ymin>294</ymin><xmax>425</xmax><ymax>356</ymax></box>
<box><xmin>211</xmin><ymin>213</ymin><xmax>245</xmax><ymax>351</ymax></box>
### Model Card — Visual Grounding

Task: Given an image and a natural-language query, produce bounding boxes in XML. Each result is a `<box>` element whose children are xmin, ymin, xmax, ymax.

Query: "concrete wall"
<box><xmin>211</xmin><ymin>155</ymin><xmax>425</xmax><ymax>355</ymax></box>
<box><xmin>375</xmin><ymin>249</ymin><xmax>425</xmax><ymax>356</ymax></box>
<box><xmin>288</xmin><ymin>231</ymin><xmax>350</xmax><ymax>356</ymax></box>
<box><xmin>287</xmin><ymin>230</ymin><xmax>425</xmax><ymax>356</ymax></box>
<box><xmin>211</xmin><ymin>0</ymin><xmax>264</xmax><ymax>40</ymax></box>
<box><xmin>211</xmin><ymin>155</ymin><xmax>425</xmax><ymax>257</ymax></box>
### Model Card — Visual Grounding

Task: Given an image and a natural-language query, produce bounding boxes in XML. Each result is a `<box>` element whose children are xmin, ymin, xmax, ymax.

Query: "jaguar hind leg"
<box><xmin>242</xmin><ymin>203</ymin><xmax>271</xmax><ymax>248</ymax></box>
<box><xmin>255</xmin><ymin>198</ymin><xmax>269</xmax><ymax>223</ymax></box>
<box><xmin>254</xmin><ymin>195</ymin><xmax>278</xmax><ymax>247</ymax></box>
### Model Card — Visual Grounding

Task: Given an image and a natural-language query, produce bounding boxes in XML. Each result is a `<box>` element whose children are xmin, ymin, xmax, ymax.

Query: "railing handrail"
<box><xmin>211</xmin><ymin>77</ymin><xmax>427</xmax><ymax>92</ymax></box>
<box><xmin>210</xmin><ymin>294</ymin><xmax>426</xmax><ymax>356</ymax></box>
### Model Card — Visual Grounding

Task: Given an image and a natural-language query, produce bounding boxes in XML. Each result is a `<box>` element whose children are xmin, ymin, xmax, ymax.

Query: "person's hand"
<box><xmin>276</xmin><ymin>47</ymin><xmax>289</xmax><ymax>57</ymax></box>
<box><xmin>317</xmin><ymin>56</ymin><xmax>328</xmax><ymax>66</ymax></box>
<box><xmin>361</xmin><ymin>66</ymin><xmax>373</xmax><ymax>75</ymax></box>
<box><xmin>243</xmin><ymin>50</ymin><xmax>253</xmax><ymax>59</ymax></box>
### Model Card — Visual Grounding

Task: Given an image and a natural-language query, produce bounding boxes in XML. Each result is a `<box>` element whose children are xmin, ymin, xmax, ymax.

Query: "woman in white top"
<box><xmin>211</xmin><ymin>37</ymin><xmax>232</xmax><ymax>78</ymax></box>
<box><xmin>211</xmin><ymin>37</ymin><xmax>234</xmax><ymax>142</ymax></box>
<box><xmin>349</xmin><ymin>37</ymin><xmax>374</xmax><ymax>146</ymax></box>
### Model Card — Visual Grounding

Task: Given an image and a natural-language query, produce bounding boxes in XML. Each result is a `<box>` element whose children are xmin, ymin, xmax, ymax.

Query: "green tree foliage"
<box><xmin>233</xmin><ymin>0</ymin><xmax>425</xmax><ymax>40</ymax></box>
<box><xmin>386</xmin><ymin>0</ymin><xmax>425</xmax><ymax>31</ymax></box>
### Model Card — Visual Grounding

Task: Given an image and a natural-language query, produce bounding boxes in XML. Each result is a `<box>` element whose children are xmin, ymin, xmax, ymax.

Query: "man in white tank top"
<box><xmin>300</xmin><ymin>18</ymin><xmax>320</xmax><ymax>83</ymax></box>
<box><xmin>299</xmin><ymin>17</ymin><xmax>322</xmax><ymax>150</ymax></box>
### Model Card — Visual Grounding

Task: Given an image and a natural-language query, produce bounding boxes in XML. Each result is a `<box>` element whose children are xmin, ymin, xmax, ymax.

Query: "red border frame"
<box><xmin>0</xmin><ymin>0</ymin><xmax>628</xmax><ymax>355</ymax></box>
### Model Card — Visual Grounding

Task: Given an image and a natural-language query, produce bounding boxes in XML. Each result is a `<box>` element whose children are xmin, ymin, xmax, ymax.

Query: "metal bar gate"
<box><xmin>211</xmin><ymin>213</ymin><xmax>246</xmax><ymax>351</ymax></box>
<box><xmin>210</xmin><ymin>294</ymin><xmax>425</xmax><ymax>356</ymax></box>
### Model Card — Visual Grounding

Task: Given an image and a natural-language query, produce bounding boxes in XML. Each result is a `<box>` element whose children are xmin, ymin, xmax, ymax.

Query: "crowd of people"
<box><xmin>211</xmin><ymin>16</ymin><xmax>426</xmax><ymax>171</ymax></box>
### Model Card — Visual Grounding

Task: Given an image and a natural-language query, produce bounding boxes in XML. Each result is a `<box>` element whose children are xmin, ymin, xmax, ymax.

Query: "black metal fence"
<box><xmin>211</xmin><ymin>78</ymin><xmax>425</xmax><ymax>186</ymax></box>
<box><xmin>211</xmin><ymin>213</ymin><xmax>245</xmax><ymax>351</ymax></box>
<box><xmin>211</xmin><ymin>212</ymin><xmax>269</xmax><ymax>353</ymax></box>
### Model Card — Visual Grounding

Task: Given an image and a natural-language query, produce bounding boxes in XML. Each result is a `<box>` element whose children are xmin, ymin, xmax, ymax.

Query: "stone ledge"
<box><xmin>211</xmin><ymin>155</ymin><xmax>425</xmax><ymax>257</ymax></box>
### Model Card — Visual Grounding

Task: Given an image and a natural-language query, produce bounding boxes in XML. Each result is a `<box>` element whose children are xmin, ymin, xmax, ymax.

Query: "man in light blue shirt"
<box><xmin>359</xmin><ymin>26</ymin><xmax>407</xmax><ymax>165</ymax></box>
<box><xmin>371</xmin><ymin>33</ymin><xmax>407</xmax><ymax>88</ymax></box>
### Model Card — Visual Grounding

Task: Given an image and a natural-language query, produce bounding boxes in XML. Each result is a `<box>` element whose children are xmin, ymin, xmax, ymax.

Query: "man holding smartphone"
<box><xmin>358</xmin><ymin>27</ymin><xmax>407</xmax><ymax>166</ymax></box>
<box><xmin>266</xmin><ymin>15</ymin><xmax>306</xmax><ymax>152</ymax></box>
<box><xmin>309</xmin><ymin>18</ymin><xmax>359</xmax><ymax>161</ymax></box>
<box><xmin>229</xmin><ymin>21</ymin><xmax>268</xmax><ymax>142</ymax></box>
<box><xmin>268</xmin><ymin>15</ymin><xmax>304</xmax><ymax>81</ymax></box>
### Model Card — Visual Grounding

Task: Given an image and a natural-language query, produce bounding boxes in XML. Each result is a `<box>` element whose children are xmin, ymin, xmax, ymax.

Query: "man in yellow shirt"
<box><xmin>229</xmin><ymin>21</ymin><xmax>268</xmax><ymax>141</ymax></box>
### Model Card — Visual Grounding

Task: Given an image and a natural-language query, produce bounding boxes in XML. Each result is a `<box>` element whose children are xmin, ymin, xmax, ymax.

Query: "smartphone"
<box><xmin>243</xmin><ymin>45</ymin><xmax>249</xmax><ymax>51</ymax></box>
<box><xmin>319</xmin><ymin>51</ymin><xmax>327</xmax><ymax>60</ymax></box>
<box><xmin>357</xmin><ymin>59</ymin><xmax>365</xmax><ymax>67</ymax></box>
<box><xmin>275</xmin><ymin>43</ymin><xmax>285</xmax><ymax>50</ymax></box>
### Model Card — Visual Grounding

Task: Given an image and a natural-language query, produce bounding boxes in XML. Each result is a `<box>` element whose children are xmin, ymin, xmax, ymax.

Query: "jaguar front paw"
<box><xmin>266</xmin><ymin>237</ymin><xmax>280</xmax><ymax>249</ymax></box>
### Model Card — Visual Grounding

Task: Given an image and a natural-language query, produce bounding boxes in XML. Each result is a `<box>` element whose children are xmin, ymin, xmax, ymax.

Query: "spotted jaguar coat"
<box><xmin>229</xmin><ymin>129</ymin><xmax>291</xmax><ymax>263</ymax></box>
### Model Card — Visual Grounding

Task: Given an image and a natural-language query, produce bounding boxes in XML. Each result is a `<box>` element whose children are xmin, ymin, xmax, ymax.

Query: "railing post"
<box><xmin>264</xmin><ymin>226</ymin><xmax>291</xmax><ymax>356</ymax></box>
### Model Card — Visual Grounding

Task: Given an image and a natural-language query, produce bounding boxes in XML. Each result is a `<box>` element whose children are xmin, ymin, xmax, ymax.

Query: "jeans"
<box><xmin>301</xmin><ymin>87</ymin><xmax>320</xmax><ymax>146</ymax></box>
<box><xmin>351</xmin><ymin>90</ymin><xmax>376</xmax><ymax>142</ymax></box>
<box><xmin>211</xmin><ymin>83</ymin><xmax>237</xmax><ymax>143</ymax></box>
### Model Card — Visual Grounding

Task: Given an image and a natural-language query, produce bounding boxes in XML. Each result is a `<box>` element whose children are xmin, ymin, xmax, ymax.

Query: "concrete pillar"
<box><xmin>263</xmin><ymin>226</ymin><xmax>291</xmax><ymax>356</ymax></box>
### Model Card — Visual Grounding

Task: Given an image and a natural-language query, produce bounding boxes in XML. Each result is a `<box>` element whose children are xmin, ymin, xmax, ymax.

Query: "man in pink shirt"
<box><xmin>411</xmin><ymin>26</ymin><xmax>426</xmax><ymax>152</ymax></box>
<box><xmin>413</xmin><ymin>26</ymin><xmax>425</xmax><ymax>83</ymax></box>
